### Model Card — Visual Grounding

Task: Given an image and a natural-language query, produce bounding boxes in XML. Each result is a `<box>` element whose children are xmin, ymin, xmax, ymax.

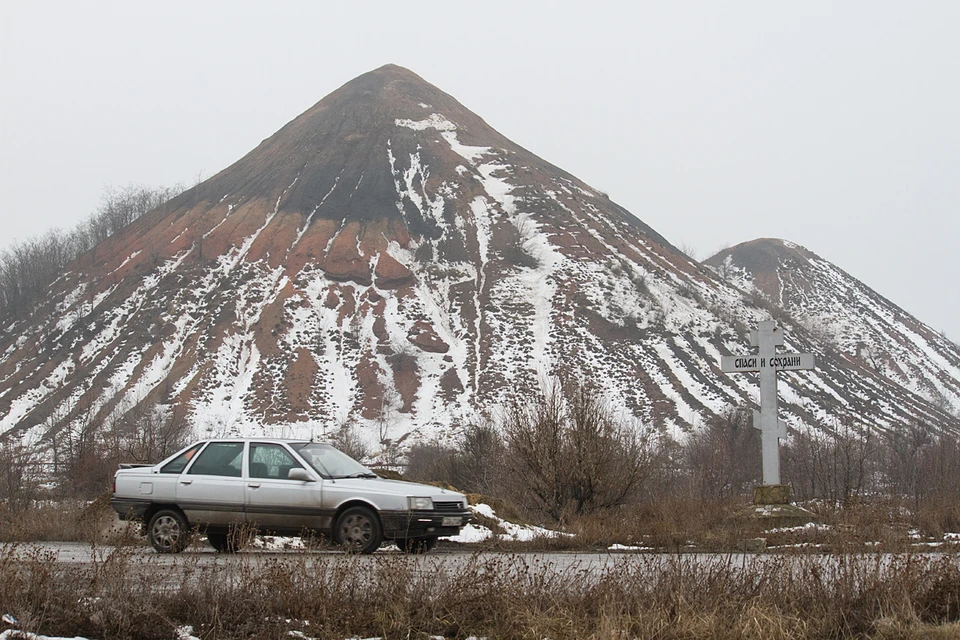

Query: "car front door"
<box><xmin>177</xmin><ymin>441</ymin><xmax>247</xmax><ymax>527</ymax></box>
<box><xmin>244</xmin><ymin>442</ymin><xmax>327</xmax><ymax>533</ymax></box>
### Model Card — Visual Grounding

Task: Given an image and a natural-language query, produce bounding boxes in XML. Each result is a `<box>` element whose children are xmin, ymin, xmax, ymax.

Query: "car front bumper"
<box><xmin>380</xmin><ymin>509</ymin><xmax>472</xmax><ymax>539</ymax></box>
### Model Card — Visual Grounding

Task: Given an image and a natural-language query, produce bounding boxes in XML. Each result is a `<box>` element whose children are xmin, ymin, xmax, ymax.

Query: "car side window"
<box><xmin>159</xmin><ymin>443</ymin><xmax>204</xmax><ymax>474</ymax></box>
<box><xmin>249</xmin><ymin>443</ymin><xmax>303</xmax><ymax>480</ymax></box>
<box><xmin>187</xmin><ymin>442</ymin><xmax>244</xmax><ymax>477</ymax></box>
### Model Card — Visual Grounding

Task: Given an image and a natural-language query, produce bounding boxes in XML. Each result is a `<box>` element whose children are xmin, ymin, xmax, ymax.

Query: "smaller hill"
<box><xmin>706</xmin><ymin>238</ymin><xmax>960</xmax><ymax>417</ymax></box>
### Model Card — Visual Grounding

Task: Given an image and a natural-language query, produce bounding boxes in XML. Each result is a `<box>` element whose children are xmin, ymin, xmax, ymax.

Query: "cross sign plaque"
<box><xmin>720</xmin><ymin>321</ymin><xmax>815</xmax><ymax>485</ymax></box>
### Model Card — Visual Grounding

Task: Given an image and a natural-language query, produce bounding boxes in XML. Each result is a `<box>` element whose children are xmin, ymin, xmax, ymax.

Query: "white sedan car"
<box><xmin>111</xmin><ymin>438</ymin><xmax>471</xmax><ymax>554</ymax></box>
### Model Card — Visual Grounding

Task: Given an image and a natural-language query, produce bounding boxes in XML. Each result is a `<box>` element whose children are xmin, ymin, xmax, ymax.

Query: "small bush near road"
<box><xmin>0</xmin><ymin>494</ymin><xmax>127</xmax><ymax>545</ymax></box>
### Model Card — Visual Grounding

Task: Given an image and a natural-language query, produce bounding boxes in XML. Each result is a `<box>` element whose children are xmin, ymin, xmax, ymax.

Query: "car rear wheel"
<box><xmin>147</xmin><ymin>509</ymin><xmax>189</xmax><ymax>553</ymax></box>
<box><xmin>207</xmin><ymin>532</ymin><xmax>241</xmax><ymax>553</ymax></box>
<box><xmin>334</xmin><ymin>506</ymin><xmax>382</xmax><ymax>554</ymax></box>
<box><xmin>396</xmin><ymin>536</ymin><xmax>438</xmax><ymax>554</ymax></box>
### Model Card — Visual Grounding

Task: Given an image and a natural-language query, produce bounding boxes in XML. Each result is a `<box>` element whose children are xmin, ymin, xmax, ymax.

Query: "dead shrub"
<box><xmin>685</xmin><ymin>407</ymin><xmax>759</xmax><ymax>501</ymax></box>
<box><xmin>329</xmin><ymin>418</ymin><xmax>370</xmax><ymax>462</ymax></box>
<box><xmin>405</xmin><ymin>422</ymin><xmax>507</xmax><ymax>497</ymax></box>
<box><xmin>915</xmin><ymin>500</ymin><xmax>960</xmax><ymax>539</ymax></box>
<box><xmin>0</xmin><ymin>500</ymin><xmax>91</xmax><ymax>543</ymax></box>
<box><xmin>0</xmin><ymin>439</ymin><xmax>39</xmax><ymax>514</ymax></box>
<box><xmin>451</xmin><ymin>421</ymin><xmax>506</xmax><ymax>495</ymax></box>
<box><xmin>502</xmin><ymin>375</ymin><xmax>658</xmax><ymax>522</ymax></box>
<box><xmin>404</xmin><ymin>441</ymin><xmax>457</xmax><ymax>486</ymax></box>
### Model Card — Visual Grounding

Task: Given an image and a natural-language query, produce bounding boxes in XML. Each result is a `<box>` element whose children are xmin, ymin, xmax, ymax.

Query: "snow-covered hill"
<box><xmin>0</xmin><ymin>66</ymin><xmax>956</xmax><ymax>452</ymax></box>
<box><xmin>706</xmin><ymin>238</ymin><xmax>960</xmax><ymax>418</ymax></box>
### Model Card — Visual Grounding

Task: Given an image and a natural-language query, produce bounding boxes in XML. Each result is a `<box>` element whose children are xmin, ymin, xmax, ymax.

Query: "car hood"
<box><xmin>330</xmin><ymin>477</ymin><xmax>465</xmax><ymax>502</ymax></box>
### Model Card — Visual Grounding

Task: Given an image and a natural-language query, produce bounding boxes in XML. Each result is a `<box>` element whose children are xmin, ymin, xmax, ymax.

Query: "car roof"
<box><xmin>193</xmin><ymin>438</ymin><xmax>315</xmax><ymax>444</ymax></box>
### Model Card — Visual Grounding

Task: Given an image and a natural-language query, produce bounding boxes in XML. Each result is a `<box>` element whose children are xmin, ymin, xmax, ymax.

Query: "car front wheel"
<box><xmin>147</xmin><ymin>509</ymin><xmax>189</xmax><ymax>553</ymax></box>
<box><xmin>334</xmin><ymin>506</ymin><xmax>382</xmax><ymax>554</ymax></box>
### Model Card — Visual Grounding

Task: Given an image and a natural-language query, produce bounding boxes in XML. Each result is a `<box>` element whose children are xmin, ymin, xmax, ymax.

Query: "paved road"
<box><xmin>9</xmin><ymin>541</ymin><xmax>956</xmax><ymax>577</ymax></box>
<box><xmin>0</xmin><ymin>540</ymin><xmax>829</xmax><ymax>574</ymax></box>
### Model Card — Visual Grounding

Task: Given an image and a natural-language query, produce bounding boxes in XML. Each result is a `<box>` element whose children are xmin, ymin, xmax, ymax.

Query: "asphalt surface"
<box><xmin>9</xmin><ymin>540</ymin><xmax>955</xmax><ymax>581</ymax></box>
<box><xmin>0</xmin><ymin>540</ymin><xmax>815</xmax><ymax>573</ymax></box>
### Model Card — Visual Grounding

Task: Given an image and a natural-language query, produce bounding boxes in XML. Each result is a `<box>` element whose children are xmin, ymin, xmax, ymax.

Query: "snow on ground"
<box><xmin>608</xmin><ymin>544</ymin><xmax>655</xmax><ymax>551</ymax></box>
<box><xmin>252</xmin><ymin>504</ymin><xmax>568</xmax><ymax>547</ymax></box>
<box><xmin>0</xmin><ymin>632</ymin><xmax>88</xmax><ymax>640</ymax></box>
<box><xmin>0</xmin><ymin>358</ymin><xmax>74</xmax><ymax>435</ymax></box>
<box><xmin>387</xmin><ymin>140</ymin><xmax>449</xmax><ymax>233</ymax></box>
<box><xmin>257</xmin><ymin>503</ymin><xmax>571</xmax><ymax>546</ymax></box>
<box><xmin>446</xmin><ymin>503</ymin><xmax>568</xmax><ymax>543</ymax></box>
<box><xmin>765</xmin><ymin>522</ymin><xmax>832</xmax><ymax>535</ymax></box>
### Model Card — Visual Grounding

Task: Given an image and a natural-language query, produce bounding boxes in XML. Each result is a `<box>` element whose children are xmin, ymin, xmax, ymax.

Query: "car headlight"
<box><xmin>407</xmin><ymin>497</ymin><xmax>434</xmax><ymax>510</ymax></box>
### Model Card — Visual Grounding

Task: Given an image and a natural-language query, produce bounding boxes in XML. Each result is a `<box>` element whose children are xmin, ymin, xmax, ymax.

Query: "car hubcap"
<box><xmin>153</xmin><ymin>515</ymin><xmax>181</xmax><ymax>550</ymax></box>
<box><xmin>340</xmin><ymin>514</ymin><xmax>371</xmax><ymax>546</ymax></box>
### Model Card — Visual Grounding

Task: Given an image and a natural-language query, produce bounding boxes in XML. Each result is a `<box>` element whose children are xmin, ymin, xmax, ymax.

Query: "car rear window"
<box><xmin>187</xmin><ymin>442</ymin><xmax>244</xmax><ymax>477</ymax></box>
<box><xmin>159</xmin><ymin>443</ymin><xmax>205</xmax><ymax>474</ymax></box>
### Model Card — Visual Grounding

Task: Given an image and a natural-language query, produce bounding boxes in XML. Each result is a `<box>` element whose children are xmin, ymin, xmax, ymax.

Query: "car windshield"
<box><xmin>292</xmin><ymin>443</ymin><xmax>376</xmax><ymax>479</ymax></box>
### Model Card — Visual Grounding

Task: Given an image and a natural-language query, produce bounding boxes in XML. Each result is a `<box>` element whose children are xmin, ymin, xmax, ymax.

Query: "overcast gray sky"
<box><xmin>2</xmin><ymin>1</ymin><xmax>958</xmax><ymax>339</ymax></box>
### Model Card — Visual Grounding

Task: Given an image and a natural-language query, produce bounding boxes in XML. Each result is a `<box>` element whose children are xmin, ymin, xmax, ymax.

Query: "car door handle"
<box><xmin>179</xmin><ymin>479</ymin><xmax>193</xmax><ymax>485</ymax></box>
<box><xmin>247</xmin><ymin>483</ymin><xmax>261</xmax><ymax>489</ymax></box>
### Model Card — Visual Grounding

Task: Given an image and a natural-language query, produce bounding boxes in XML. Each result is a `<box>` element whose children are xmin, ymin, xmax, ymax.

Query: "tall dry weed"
<box><xmin>1</xmin><ymin>546</ymin><xmax>959</xmax><ymax>639</ymax></box>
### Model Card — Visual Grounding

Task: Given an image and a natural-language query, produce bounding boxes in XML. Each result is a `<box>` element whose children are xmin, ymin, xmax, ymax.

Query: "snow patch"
<box><xmin>445</xmin><ymin>503</ymin><xmax>569</xmax><ymax>543</ymax></box>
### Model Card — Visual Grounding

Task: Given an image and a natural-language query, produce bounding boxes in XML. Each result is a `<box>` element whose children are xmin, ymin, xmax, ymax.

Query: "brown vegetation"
<box><xmin>404</xmin><ymin>376</ymin><xmax>960</xmax><ymax>538</ymax></box>
<box><xmin>1</xmin><ymin>536</ymin><xmax>959</xmax><ymax>639</ymax></box>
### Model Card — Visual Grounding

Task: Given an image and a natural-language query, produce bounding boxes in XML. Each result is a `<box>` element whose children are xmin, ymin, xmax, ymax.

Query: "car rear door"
<box><xmin>244</xmin><ymin>442</ymin><xmax>327</xmax><ymax>533</ymax></box>
<box><xmin>177</xmin><ymin>441</ymin><xmax>247</xmax><ymax>527</ymax></box>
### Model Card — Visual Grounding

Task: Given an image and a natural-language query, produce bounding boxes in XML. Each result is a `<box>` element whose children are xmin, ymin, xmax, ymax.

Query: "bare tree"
<box><xmin>85</xmin><ymin>183</ymin><xmax>183</xmax><ymax>244</ymax></box>
<box><xmin>451</xmin><ymin>421</ymin><xmax>506</xmax><ymax>495</ymax></box>
<box><xmin>883</xmin><ymin>420</ymin><xmax>935</xmax><ymax>508</ymax></box>
<box><xmin>920</xmin><ymin>432</ymin><xmax>960</xmax><ymax>502</ymax></box>
<box><xmin>0</xmin><ymin>183</ymin><xmax>183</xmax><ymax>321</ymax></box>
<box><xmin>0</xmin><ymin>440</ymin><xmax>38</xmax><ymax>514</ymax></box>
<box><xmin>106</xmin><ymin>402</ymin><xmax>191</xmax><ymax>464</ymax></box>
<box><xmin>782</xmin><ymin>418</ymin><xmax>877</xmax><ymax>502</ymax></box>
<box><xmin>329</xmin><ymin>418</ymin><xmax>370</xmax><ymax>462</ymax></box>
<box><xmin>502</xmin><ymin>379</ymin><xmax>567</xmax><ymax>519</ymax></box>
<box><xmin>684</xmin><ymin>407</ymin><xmax>759</xmax><ymax>501</ymax></box>
<box><xmin>55</xmin><ymin>400</ymin><xmax>110</xmax><ymax>496</ymax></box>
<box><xmin>502</xmin><ymin>376</ymin><xmax>656</xmax><ymax>522</ymax></box>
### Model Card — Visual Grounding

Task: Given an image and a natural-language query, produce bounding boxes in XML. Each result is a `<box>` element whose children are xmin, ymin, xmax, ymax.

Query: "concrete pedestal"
<box><xmin>747</xmin><ymin>484</ymin><xmax>817</xmax><ymax>529</ymax></box>
<box><xmin>754</xmin><ymin>484</ymin><xmax>791</xmax><ymax>505</ymax></box>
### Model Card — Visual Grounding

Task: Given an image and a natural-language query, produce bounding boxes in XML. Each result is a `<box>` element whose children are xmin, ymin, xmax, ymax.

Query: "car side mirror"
<box><xmin>288</xmin><ymin>468</ymin><xmax>315</xmax><ymax>482</ymax></box>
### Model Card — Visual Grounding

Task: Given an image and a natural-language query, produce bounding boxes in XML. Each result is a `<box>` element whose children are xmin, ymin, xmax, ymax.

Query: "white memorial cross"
<box><xmin>720</xmin><ymin>321</ymin><xmax>815</xmax><ymax>485</ymax></box>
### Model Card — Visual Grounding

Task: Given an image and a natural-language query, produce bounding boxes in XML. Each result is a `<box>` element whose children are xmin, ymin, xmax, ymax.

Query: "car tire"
<box><xmin>397</xmin><ymin>536</ymin><xmax>438</xmax><ymax>554</ymax></box>
<box><xmin>207</xmin><ymin>532</ymin><xmax>241</xmax><ymax>553</ymax></box>
<box><xmin>334</xmin><ymin>506</ymin><xmax>382</xmax><ymax>554</ymax></box>
<box><xmin>147</xmin><ymin>509</ymin><xmax>189</xmax><ymax>553</ymax></box>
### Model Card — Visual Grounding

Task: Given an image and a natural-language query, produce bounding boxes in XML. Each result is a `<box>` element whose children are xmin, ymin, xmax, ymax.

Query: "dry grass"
<box><xmin>1</xmin><ymin>496</ymin><xmax>960</xmax><ymax>638</ymax></box>
<box><xmin>0</xmin><ymin>496</ymin><xmax>110</xmax><ymax>544</ymax></box>
<box><xmin>1</xmin><ymin>544</ymin><xmax>959</xmax><ymax>639</ymax></box>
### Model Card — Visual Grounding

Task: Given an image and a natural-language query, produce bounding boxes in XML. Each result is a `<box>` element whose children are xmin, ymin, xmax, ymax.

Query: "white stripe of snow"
<box><xmin>220</xmin><ymin>173</ymin><xmax>300</xmax><ymax>274</ymax></box>
<box><xmin>291</xmin><ymin>171</ymin><xmax>342</xmax><ymax>250</ymax></box>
